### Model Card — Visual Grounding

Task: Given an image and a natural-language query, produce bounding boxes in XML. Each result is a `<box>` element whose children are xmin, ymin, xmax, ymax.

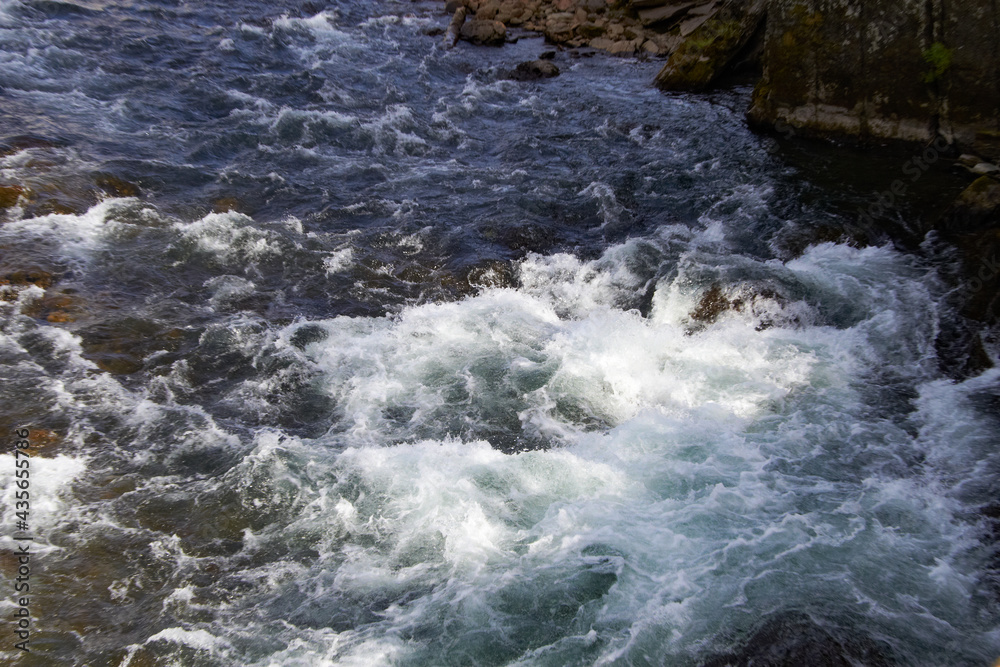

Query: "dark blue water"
<box><xmin>1</xmin><ymin>0</ymin><xmax>999</xmax><ymax>665</ymax></box>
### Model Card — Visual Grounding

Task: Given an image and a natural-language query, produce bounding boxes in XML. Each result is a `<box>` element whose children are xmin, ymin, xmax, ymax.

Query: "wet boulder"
<box><xmin>445</xmin><ymin>7</ymin><xmax>468</xmax><ymax>47</ymax></box>
<box><xmin>460</xmin><ymin>18</ymin><xmax>507</xmax><ymax>45</ymax></box>
<box><xmin>935</xmin><ymin>176</ymin><xmax>1000</xmax><ymax>327</ymax></box>
<box><xmin>0</xmin><ymin>185</ymin><xmax>25</xmax><ymax>209</ymax></box>
<box><xmin>497</xmin><ymin>0</ymin><xmax>538</xmax><ymax>25</ymax></box>
<box><xmin>654</xmin><ymin>0</ymin><xmax>765</xmax><ymax>90</ymax></box>
<box><xmin>506</xmin><ymin>59</ymin><xmax>560</xmax><ymax>81</ymax></box>
<box><xmin>937</xmin><ymin>175</ymin><xmax>1000</xmax><ymax>236</ymax></box>
<box><xmin>542</xmin><ymin>11</ymin><xmax>576</xmax><ymax>43</ymax></box>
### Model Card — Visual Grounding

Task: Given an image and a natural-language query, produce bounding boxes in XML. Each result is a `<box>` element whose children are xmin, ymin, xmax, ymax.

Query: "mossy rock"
<box><xmin>655</xmin><ymin>1</ymin><xmax>765</xmax><ymax>91</ymax></box>
<box><xmin>655</xmin><ymin>19</ymin><xmax>742</xmax><ymax>89</ymax></box>
<box><xmin>937</xmin><ymin>175</ymin><xmax>1000</xmax><ymax>236</ymax></box>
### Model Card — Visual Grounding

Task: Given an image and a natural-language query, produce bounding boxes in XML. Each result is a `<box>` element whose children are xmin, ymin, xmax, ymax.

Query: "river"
<box><xmin>1</xmin><ymin>0</ymin><xmax>998</xmax><ymax>664</ymax></box>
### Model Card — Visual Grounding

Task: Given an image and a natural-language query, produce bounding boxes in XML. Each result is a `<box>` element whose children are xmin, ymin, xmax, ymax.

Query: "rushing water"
<box><xmin>1</xmin><ymin>0</ymin><xmax>999</xmax><ymax>665</ymax></box>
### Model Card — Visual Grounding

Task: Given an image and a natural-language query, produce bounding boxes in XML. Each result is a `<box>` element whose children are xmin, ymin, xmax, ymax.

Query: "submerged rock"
<box><xmin>0</xmin><ymin>269</ymin><xmax>87</xmax><ymax>324</ymax></box>
<box><xmin>687</xmin><ymin>281</ymin><xmax>795</xmax><ymax>332</ymax></box>
<box><xmin>0</xmin><ymin>269</ymin><xmax>55</xmax><ymax>293</ymax></box>
<box><xmin>506</xmin><ymin>59</ymin><xmax>561</xmax><ymax>80</ymax></box>
<box><xmin>80</xmin><ymin>319</ymin><xmax>192</xmax><ymax>375</ymax></box>
<box><xmin>0</xmin><ymin>185</ymin><xmax>25</xmax><ymax>209</ymax></box>
<box><xmin>94</xmin><ymin>173</ymin><xmax>140</xmax><ymax>198</ymax></box>
<box><xmin>0</xmin><ymin>133</ymin><xmax>65</xmax><ymax>158</ymax></box>
<box><xmin>689</xmin><ymin>283</ymin><xmax>730</xmax><ymax>324</ymax></box>
<box><xmin>701</xmin><ymin>612</ymin><xmax>895</xmax><ymax>667</ymax></box>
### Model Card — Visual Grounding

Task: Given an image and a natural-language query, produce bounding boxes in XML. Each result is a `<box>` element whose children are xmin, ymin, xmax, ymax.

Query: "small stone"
<box><xmin>588</xmin><ymin>36</ymin><xmax>615</xmax><ymax>51</ymax></box>
<box><xmin>543</xmin><ymin>16</ymin><xmax>576</xmax><ymax>42</ymax></box>
<box><xmin>958</xmin><ymin>154</ymin><xmax>982</xmax><ymax>169</ymax></box>
<box><xmin>578</xmin><ymin>21</ymin><xmax>605</xmax><ymax>38</ymax></box>
<box><xmin>539</xmin><ymin>50</ymin><xmax>557</xmax><ymax>59</ymax></box>
<box><xmin>641</xmin><ymin>39</ymin><xmax>660</xmax><ymax>54</ymax></box>
<box><xmin>971</xmin><ymin>162</ymin><xmax>1000</xmax><ymax>175</ymax></box>
<box><xmin>607</xmin><ymin>39</ymin><xmax>637</xmax><ymax>55</ymax></box>
<box><xmin>496</xmin><ymin>0</ymin><xmax>526</xmax><ymax>24</ymax></box>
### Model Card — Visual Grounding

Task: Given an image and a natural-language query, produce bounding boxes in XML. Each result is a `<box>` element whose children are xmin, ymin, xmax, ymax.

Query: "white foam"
<box><xmin>145</xmin><ymin>627</ymin><xmax>232</xmax><ymax>654</ymax></box>
<box><xmin>0</xmin><ymin>453</ymin><xmax>86</xmax><ymax>537</ymax></box>
<box><xmin>189</xmin><ymin>229</ymin><xmax>1000</xmax><ymax>665</ymax></box>
<box><xmin>273</xmin><ymin>12</ymin><xmax>345</xmax><ymax>41</ymax></box>
<box><xmin>174</xmin><ymin>210</ymin><xmax>280</xmax><ymax>264</ymax></box>
<box><xmin>0</xmin><ymin>198</ymin><xmax>138</xmax><ymax>262</ymax></box>
<box><xmin>578</xmin><ymin>181</ymin><xmax>624</xmax><ymax>229</ymax></box>
<box><xmin>205</xmin><ymin>275</ymin><xmax>256</xmax><ymax>308</ymax></box>
<box><xmin>323</xmin><ymin>248</ymin><xmax>354</xmax><ymax>274</ymax></box>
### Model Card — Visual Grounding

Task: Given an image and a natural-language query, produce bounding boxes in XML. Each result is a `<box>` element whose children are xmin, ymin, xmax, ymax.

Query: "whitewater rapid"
<box><xmin>0</xmin><ymin>0</ymin><xmax>998</xmax><ymax>664</ymax></box>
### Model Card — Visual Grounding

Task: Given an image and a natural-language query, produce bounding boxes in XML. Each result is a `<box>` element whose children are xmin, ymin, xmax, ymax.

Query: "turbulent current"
<box><xmin>1</xmin><ymin>0</ymin><xmax>999</xmax><ymax>665</ymax></box>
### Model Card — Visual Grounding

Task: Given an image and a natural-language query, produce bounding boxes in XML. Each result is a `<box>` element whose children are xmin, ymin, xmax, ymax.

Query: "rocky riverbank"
<box><xmin>440</xmin><ymin>0</ymin><xmax>1000</xmax><ymax>370</ymax></box>
<box><xmin>441</xmin><ymin>0</ymin><xmax>766</xmax><ymax>67</ymax></box>
<box><xmin>442</xmin><ymin>0</ymin><xmax>999</xmax><ymax>157</ymax></box>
